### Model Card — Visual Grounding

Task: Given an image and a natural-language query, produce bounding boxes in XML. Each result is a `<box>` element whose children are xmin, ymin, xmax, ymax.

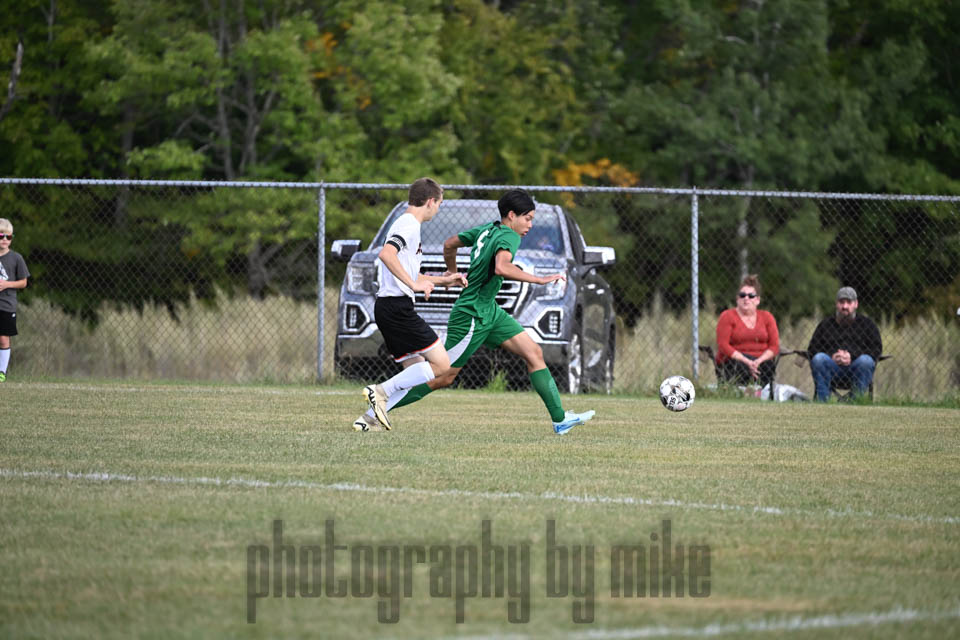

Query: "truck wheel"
<box><xmin>333</xmin><ymin>343</ymin><xmax>354</xmax><ymax>379</ymax></box>
<box><xmin>601</xmin><ymin>331</ymin><xmax>615</xmax><ymax>395</ymax></box>
<box><xmin>554</xmin><ymin>331</ymin><xmax>583</xmax><ymax>394</ymax></box>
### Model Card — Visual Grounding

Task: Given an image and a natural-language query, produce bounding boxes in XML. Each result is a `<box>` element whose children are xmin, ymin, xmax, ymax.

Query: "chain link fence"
<box><xmin>2</xmin><ymin>179</ymin><xmax>958</xmax><ymax>402</ymax></box>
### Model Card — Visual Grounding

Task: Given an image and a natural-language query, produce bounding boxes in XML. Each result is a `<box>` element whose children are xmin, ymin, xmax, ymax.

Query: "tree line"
<box><xmin>1</xmin><ymin>0</ymin><xmax>958</xmax><ymax>322</ymax></box>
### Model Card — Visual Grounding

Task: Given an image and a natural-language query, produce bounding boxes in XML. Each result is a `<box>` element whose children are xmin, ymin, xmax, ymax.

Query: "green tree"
<box><xmin>824</xmin><ymin>0</ymin><xmax>960</xmax><ymax>318</ymax></box>
<box><xmin>310</xmin><ymin>0</ymin><xmax>463</xmax><ymax>182</ymax></box>
<box><xmin>828</xmin><ymin>0</ymin><xmax>960</xmax><ymax>195</ymax></box>
<box><xmin>85</xmin><ymin>0</ymin><xmax>326</xmax><ymax>181</ymax></box>
<box><xmin>439</xmin><ymin>0</ymin><xmax>587</xmax><ymax>184</ymax></box>
<box><xmin>0</xmin><ymin>1</ymin><xmax>143</xmax><ymax>319</ymax></box>
<box><xmin>599</xmin><ymin>0</ymin><xmax>877</xmax><ymax>318</ymax></box>
<box><xmin>510</xmin><ymin>0</ymin><xmax>629</xmax><ymax>176</ymax></box>
<box><xmin>0</xmin><ymin>1</ymin><xmax>113</xmax><ymax>177</ymax></box>
<box><xmin>308</xmin><ymin>0</ymin><xmax>468</xmax><ymax>247</ymax></box>
<box><xmin>82</xmin><ymin>0</ymin><xmax>328</xmax><ymax>298</ymax></box>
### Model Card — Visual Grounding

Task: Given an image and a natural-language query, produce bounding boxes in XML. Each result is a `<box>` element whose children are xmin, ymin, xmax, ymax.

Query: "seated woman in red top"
<box><xmin>715</xmin><ymin>274</ymin><xmax>780</xmax><ymax>389</ymax></box>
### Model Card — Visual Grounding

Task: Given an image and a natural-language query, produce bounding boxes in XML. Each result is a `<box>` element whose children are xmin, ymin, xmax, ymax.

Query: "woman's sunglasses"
<box><xmin>738</xmin><ymin>292</ymin><xmax>757</xmax><ymax>299</ymax></box>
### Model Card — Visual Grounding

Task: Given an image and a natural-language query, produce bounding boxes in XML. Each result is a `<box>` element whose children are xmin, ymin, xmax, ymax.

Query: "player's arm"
<box><xmin>434</xmin><ymin>235</ymin><xmax>468</xmax><ymax>288</ymax></box>
<box><xmin>442</xmin><ymin>235</ymin><xmax>465</xmax><ymax>275</ymax></box>
<box><xmin>421</xmin><ymin>272</ymin><xmax>467</xmax><ymax>287</ymax></box>
<box><xmin>0</xmin><ymin>278</ymin><xmax>26</xmax><ymax>291</ymax></box>
<box><xmin>378</xmin><ymin>244</ymin><xmax>434</xmax><ymax>298</ymax></box>
<box><xmin>494</xmin><ymin>250</ymin><xmax>565</xmax><ymax>285</ymax></box>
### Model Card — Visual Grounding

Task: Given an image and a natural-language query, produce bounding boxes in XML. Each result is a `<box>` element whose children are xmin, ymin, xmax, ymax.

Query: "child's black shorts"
<box><xmin>0</xmin><ymin>311</ymin><xmax>18</xmax><ymax>336</ymax></box>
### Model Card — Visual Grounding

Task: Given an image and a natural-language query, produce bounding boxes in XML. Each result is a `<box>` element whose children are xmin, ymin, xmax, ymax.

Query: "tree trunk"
<box><xmin>215</xmin><ymin>0</ymin><xmax>235</xmax><ymax>180</ymax></box>
<box><xmin>115</xmin><ymin>101</ymin><xmax>135</xmax><ymax>226</ymax></box>
<box><xmin>0</xmin><ymin>41</ymin><xmax>23</xmax><ymax>123</ymax></box>
<box><xmin>738</xmin><ymin>166</ymin><xmax>756</xmax><ymax>279</ymax></box>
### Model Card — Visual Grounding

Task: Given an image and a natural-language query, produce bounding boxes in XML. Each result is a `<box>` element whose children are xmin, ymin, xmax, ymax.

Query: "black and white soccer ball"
<box><xmin>659</xmin><ymin>375</ymin><xmax>696</xmax><ymax>412</ymax></box>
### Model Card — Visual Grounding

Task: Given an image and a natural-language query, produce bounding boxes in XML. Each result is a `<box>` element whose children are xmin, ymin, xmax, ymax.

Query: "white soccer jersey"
<box><xmin>376</xmin><ymin>213</ymin><xmax>422</xmax><ymax>300</ymax></box>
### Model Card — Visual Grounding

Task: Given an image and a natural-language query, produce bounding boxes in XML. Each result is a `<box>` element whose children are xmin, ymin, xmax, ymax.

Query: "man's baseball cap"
<box><xmin>836</xmin><ymin>286</ymin><xmax>858</xmax><ymax>301</ymax></box>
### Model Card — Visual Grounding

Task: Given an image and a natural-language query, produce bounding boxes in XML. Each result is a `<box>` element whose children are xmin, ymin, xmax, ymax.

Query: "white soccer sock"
<box><xmin>364</xmin><ymin>360</ymin><xmax>437</xmax><ymax>421</ymax></box>
<box><xmin>0</xmin><ymin>348</ymin><xmax>9</xmax><ymax>373</ymax></box>
<box><xmin>381</xmin><ymin>361</ymin><xmax>435</xmax><ymax>398</ymax></box>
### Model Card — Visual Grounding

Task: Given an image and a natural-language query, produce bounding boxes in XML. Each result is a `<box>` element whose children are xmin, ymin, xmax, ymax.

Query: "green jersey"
<box><xmin>454</xmin><ymin>221</ymin><xmax>522</xmax><ymax>324</ymax></box>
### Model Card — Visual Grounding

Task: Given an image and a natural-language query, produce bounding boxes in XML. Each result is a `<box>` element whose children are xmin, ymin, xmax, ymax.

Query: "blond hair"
<box><xmin>0</xmin><ymin>218</ymin><xmax>11</xmax><ymax>234</ymax></box>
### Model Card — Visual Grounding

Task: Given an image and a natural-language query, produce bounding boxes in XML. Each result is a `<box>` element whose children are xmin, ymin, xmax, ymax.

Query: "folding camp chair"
<box><xmin>784</xmin><ymin>350</ymin><xmax>892</xmax><ymax>401</ymax></box>
<box><xmin>698</xmin><ymin>345</ymin><xmax>791</xmax><ymax>401</ymax></box>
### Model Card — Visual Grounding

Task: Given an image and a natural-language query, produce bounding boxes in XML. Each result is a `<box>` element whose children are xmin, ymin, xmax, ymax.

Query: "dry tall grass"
<box><xmin>16</xmin><ymin>290</ymin><xmax>339</xmax><ymax>384</ymax></box>
<box><xmin>12</xmin><ymin>292</ymin><xmax>960</xmax><ymax>401</ymax></box>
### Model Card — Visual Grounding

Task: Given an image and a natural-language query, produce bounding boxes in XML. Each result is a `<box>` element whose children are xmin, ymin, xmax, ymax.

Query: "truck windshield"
<box><xmin>374</xmin><ymin>201</ymin><xmax>565</xmax><ymax>255</ymax></box>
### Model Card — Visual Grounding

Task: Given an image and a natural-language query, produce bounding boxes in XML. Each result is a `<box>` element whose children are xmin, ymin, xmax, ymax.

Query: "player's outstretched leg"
<box><xmin>529</xmin><ymin>367</ymin><xmax>596</xmax><ymax>434</ymax></box>
<box><xmin>529</xmin><ymin>367</ymin><xmax>565</xmax><ymax>420</ymax></box>
<box><xmin>508</xmin><ymin>327</ymin><xmax>594</xmax><ymax>434</ymax></box>
<box><xmin>389</xmin><ymin>382</ymin><xmax>434</xmax><ymax>410</ymax></box>
<box><xmin>353</xmin><ymin>374</ymin><xmax>445</xmax><ymax>433</ymax></box>
<box><xmin>358</xmin><ymin>353</ymin><xmax>444</xmax><ymax>431</ymax></box>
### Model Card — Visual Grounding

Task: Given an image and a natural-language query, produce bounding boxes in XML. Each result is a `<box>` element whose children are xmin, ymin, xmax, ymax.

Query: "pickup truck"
<box><xmin>331</xmin><ymin>198</ymin><xmax>617</xmax><ymax>393</ymax></box>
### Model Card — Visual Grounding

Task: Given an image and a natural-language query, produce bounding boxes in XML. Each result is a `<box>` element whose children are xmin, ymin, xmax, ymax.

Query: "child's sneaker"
<box><xmin>0</xmin><ymin>372</ymin><xmax>6</xmax><ymax>382</ymax></box>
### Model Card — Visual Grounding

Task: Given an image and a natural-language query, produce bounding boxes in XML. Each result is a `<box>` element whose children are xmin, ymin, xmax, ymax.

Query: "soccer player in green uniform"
<box><xmin>370</xmin><ymin>189</ymin><xmax>595</xmax><ymax>434</ymax></box>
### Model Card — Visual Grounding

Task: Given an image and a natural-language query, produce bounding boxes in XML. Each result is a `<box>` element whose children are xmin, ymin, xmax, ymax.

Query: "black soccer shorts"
<box><xmin>373</xmin><ymin>296</ymin><xmax>440</xmax><ymax>362</ymax></box>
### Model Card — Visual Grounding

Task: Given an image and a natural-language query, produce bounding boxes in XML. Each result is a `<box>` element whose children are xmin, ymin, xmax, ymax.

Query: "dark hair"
<box><xmin>408</xmin><ymin>177</ymin><xmax>443</xmax><ymax>207</ymax></box>
<box><xmin>497</xmin><ymin>189</ymin><xmax>535</xmax><ymax>219</ymax></box>
<box><xmin>739</xmin><ymin>274</ymin><xmax>761</xmax><ymax>297</ymax></box>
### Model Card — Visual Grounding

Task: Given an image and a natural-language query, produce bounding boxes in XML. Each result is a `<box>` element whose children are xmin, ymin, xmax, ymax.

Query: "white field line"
<box><xmin>1</xmin><ymin>468</ymin><xmax>957</xmax><ymax>525</ymax></box>
<box><xmin>437</xmin><ymin>605</ymin><xmax>960</xmax><ymax>640</ymax></box>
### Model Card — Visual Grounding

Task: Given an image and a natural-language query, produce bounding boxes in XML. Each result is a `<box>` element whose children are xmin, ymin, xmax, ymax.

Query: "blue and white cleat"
<box><xmin>553</xmin><ymin>409</ymin><xmax>595</xmax><ymax>435</ymax></box>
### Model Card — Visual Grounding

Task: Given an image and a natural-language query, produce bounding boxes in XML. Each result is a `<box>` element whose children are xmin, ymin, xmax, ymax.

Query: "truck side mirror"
<box><xmin>584</xmin><ymin>246</ymin><xmax>616</xmax><ymax>268</ymax></box>
<box><xmin>331</xmin><ymin>239</ymin><xmax>361</xmax><ymax>261</ymax></box>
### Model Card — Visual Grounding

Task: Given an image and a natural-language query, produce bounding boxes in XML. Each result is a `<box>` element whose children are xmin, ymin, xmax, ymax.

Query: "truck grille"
<box><xmin>413</xmin><ymin>257</ymin><xmax>528</xmax><ymax>314</ymax></box>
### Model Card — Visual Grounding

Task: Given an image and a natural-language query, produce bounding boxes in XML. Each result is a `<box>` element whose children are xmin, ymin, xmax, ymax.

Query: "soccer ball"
<box><xmin>659</xmin><ymin>375</ymin><xmax>696</xmax><ymax>412</ymax></box>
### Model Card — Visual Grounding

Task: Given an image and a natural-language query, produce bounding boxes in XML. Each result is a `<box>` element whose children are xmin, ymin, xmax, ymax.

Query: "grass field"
<box><xmin>2</xmin><ymin>380</ymin><xmax>959</xmax><ymax>639</ymax></box>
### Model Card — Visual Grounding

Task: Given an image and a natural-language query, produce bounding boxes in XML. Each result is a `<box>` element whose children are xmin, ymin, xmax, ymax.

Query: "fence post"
<box><xmin>317</xmin><ymin>185</ymin><xmax>326</xmax><ymax>381</ymax></box>
<box><xmin>691</xmin><ymin>188</ymin><xmax>700</xmax><ymax>381</ymax></box>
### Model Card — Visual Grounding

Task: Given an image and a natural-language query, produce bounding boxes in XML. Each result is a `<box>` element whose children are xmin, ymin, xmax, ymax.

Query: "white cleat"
<box><xmin>363</xmin><ymin>384</ymin><xmax>392</xmax><ymax>430</ymax></box>
<box><xmin>352</xmin><ymin>414</ymin><xmax>383</xmax><ymax>432</ymax></box>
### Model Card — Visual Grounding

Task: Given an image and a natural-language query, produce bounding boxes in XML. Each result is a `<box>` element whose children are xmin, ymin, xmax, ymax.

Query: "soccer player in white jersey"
<box><xmin>355</xmin><ymin>178</ymin><xmax>466</xmax><ymax>431</ymax></box>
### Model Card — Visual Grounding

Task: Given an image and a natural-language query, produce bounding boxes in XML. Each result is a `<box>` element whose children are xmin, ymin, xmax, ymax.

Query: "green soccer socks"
<box><xmin>530</xmin><ymin>367</ymin><xmax>565</xmax><ymax>422</ymax></box>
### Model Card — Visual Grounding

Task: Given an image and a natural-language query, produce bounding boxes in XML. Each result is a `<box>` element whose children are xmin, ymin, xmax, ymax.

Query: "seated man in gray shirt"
<box><xmin>807</xmin><ymin>286</ymin><xmax>882</xmax><ymax>401</ymax></box>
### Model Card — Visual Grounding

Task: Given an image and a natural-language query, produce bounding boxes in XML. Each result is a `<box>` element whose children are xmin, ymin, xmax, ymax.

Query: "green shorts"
<box><xmin>444</xmin><ymin>306</ymin><xmax>525</xmax><ymax>368</ymax></box>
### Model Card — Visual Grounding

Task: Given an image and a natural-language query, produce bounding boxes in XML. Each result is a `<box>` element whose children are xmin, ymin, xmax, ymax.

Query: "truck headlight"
<box><xmin>536</xmin><ymin>309</ymin><xmax>564</xmax><ymax>338</ymax></box>
<box><xmin>343</xmin><ymin>303</ymin><xmax>369</xmax><ymax>332</ymax></box>
<box><xmin>346</xmin><ymin>264</ymin><xmax>376</xmax><ymax>294</ymax></box>
<box><xmin>534</xmin><ymin>267</ymin><xmax>567</xmax><ymax>300</ymax></box>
